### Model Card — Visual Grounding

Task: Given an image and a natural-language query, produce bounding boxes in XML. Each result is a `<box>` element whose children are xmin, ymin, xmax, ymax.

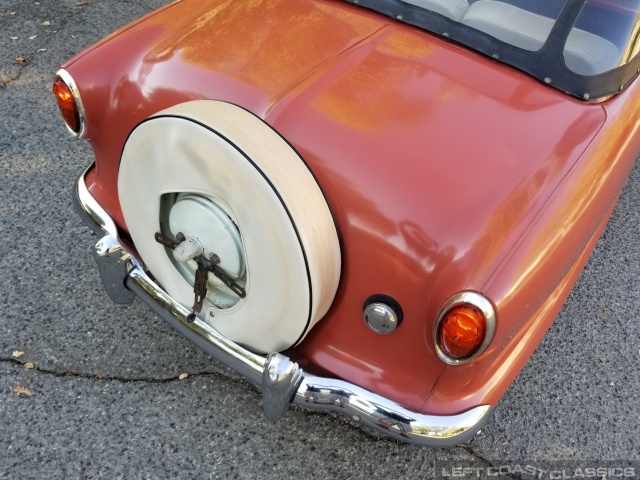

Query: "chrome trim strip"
<box><xmin>74</xmin><ymin>164</ymin><xmax>494</xmax><ymax>446</ymax></box>
<box><xmin>55</xmin><ymin>68</ymin><xmax>87</xmax><ymax>138</ymax></box>
<box><xmin>76</xmin><ymin>171</ymin><xmax>118</xmax><ymax>238</ymax></box>
<box><xmin>434</xmin><ymin>291</ymin><xmax>497</xmax><ymax>366</ymax></box>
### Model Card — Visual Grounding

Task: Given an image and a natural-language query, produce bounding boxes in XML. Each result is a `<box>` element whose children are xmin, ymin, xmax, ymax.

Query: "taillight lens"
<box><xmin>53</xmin><ymin>74</ymin><xmax>82</xmax><ymax>135</ymax></box>
<box><xmin>434</xmin><ymin>292</ymin><xmax>495</xmax><ymax>365</ymax></box>
<box><xmin>438</xmin><ymin>305</ymin><xmax>486</xmax><ymax>359</ymax></box>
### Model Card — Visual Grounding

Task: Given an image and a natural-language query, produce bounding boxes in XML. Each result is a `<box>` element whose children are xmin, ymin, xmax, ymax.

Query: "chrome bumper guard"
<box><xmin>74</xmin><ymin>165</ymin><xmax>493</xmax><ymax>447</ymax></box>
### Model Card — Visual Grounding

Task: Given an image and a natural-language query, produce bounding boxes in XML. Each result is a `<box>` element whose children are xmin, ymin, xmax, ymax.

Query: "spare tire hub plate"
<box><xmin>166</xmin><ymin>193</ymin><xmax>246</xmax><ymax>309</ymax></box>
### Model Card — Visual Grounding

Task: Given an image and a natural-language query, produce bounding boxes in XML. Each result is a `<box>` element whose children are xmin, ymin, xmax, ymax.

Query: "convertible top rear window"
<box><xmin>345</xmin><ymin>0</ymin><xmax>640</xmax><ymax>99</ymax></box>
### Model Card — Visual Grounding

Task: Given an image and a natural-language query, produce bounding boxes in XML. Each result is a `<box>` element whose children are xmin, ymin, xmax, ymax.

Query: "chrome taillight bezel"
<box><xmin>54</xmin><ymin>68</ymin><xmax>87</xmax><ymax>138</ymax></box>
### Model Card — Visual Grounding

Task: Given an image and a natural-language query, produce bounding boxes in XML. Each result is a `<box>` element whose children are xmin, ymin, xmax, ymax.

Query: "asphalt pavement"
<box><xmin>1</xmin><ymin>1</ymin><xmax>639</xmax><ymax>479</ymax></box>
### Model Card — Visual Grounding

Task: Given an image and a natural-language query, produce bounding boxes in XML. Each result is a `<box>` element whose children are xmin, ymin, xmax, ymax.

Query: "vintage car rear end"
<box><xmin>55</xmin><ymin>0</ymin><xmax>640</xmax><ymax>445</ymax></box>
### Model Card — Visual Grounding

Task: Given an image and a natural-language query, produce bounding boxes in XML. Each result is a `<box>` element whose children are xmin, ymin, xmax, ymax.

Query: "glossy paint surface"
<box><xmin>65</xmin><ymin>0</ymin><xmax>640</xmax><ymax>413</ymax></box>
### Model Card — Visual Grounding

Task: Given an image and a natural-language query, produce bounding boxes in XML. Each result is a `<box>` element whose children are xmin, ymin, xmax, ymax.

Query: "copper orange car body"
<box><xmin>58</xmin><ymin>0</ymin><xmax>640</xmax><ymax>443</ymax></box>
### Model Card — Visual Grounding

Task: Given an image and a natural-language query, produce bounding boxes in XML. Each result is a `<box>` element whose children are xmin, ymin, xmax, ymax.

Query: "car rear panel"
<box><xmin>65</xmin><ymin>0</ymin><xmax>615</xmax><ymax>412</ymax></box>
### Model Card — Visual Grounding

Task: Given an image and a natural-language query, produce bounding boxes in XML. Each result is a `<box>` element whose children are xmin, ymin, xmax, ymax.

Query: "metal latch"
<box><xmin>155</xmin><ymin>231</ymin><xmax>246</xmax><ymax>322</ymax></box>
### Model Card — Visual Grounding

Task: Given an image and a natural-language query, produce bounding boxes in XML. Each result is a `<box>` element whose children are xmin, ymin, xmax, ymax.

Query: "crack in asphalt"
<box><xmin>460</xmin><ymin>444</ymin><xmax>521</xmax><ymax>480</ymax></box>
<box><xmin>0</xmin><ymin>355</ymin><xmax>547</xmax><ymax>473</ymax></box>
<box><xmin>0</xmin><ymin>356</ymin><xmax>518</xmax><ymax>468</ymax></box>
<box><xmin>0</xmin><ymin>357</ymin><xmax>225</xmax><ymax>384</ymax></box>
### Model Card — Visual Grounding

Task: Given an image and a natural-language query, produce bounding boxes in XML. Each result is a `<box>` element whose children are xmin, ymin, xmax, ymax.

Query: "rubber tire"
<box><xmin>118</xmin><ymin>101</ymin><xmax>341</xmax><ymax>353</ymax></box>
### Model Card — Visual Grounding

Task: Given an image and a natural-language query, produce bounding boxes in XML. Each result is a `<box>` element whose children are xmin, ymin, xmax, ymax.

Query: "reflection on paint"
<box><xmin>144</xmin><ymin>0</ymin><xmax>381</xmax><ymax>96</ymax></box>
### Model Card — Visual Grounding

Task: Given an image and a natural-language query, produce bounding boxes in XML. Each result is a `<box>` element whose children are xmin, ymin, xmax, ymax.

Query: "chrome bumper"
<box><xmin>73</xmin><ymin>164</ymin><xmax>494</xmax><ymax>447</ymax></box>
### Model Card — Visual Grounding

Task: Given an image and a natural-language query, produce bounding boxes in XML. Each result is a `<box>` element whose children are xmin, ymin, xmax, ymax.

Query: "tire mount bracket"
<box><xmin>154</xmin><ymin>231</ymin><xmax>246</xmax><ymax>322</ymax></box>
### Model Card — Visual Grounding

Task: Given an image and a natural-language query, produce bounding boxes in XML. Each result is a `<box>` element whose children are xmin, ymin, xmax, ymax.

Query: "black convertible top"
<box><xmin>346</xmin><ymin>0</ymin><xmax>640</xmax><ymax>99</ymax></box>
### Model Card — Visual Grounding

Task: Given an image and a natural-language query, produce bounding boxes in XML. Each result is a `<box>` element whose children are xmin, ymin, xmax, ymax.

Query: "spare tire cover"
<box><xmin>118</xmin><ymin>101</ymin><xmax>341</xmax><ymax>353</ymax></box>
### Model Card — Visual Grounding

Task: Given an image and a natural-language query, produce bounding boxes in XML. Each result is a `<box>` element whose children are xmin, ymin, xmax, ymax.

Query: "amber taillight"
<box><xmin>435</xmin><ymin>292</ymin><xmax>495</xmax><ymax>365</ymax></box>
<box><xmin>53</xmin><ymin>74</ymin><xmax>82</xmax><ymax>135</ymax></box>
<box><xmin>437</xmin><ymin>305</ymin><xmax>486</xmax><ymax>360</ymax></box>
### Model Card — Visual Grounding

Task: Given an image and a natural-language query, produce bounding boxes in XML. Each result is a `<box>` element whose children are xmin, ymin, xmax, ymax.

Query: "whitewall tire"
<box><xmin>118</xmin><ymin>101</ymin><xmax>341</xmax><ymax>353</ymax></box>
